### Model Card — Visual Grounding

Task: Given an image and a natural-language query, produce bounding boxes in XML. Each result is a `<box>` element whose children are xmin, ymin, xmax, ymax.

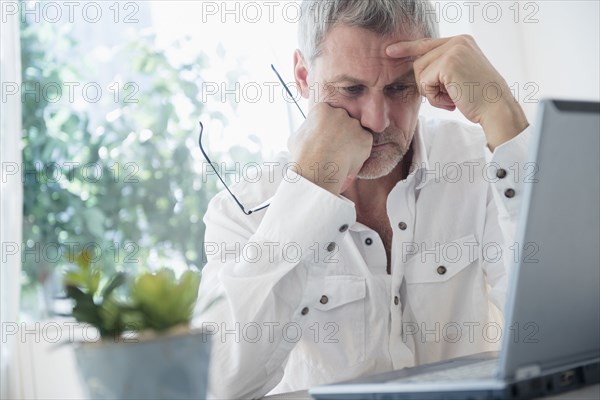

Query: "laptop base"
<box><xmin>310</xmin><ymin>357</ymin><xmax>600</xmax><ymax>400</ymax></box>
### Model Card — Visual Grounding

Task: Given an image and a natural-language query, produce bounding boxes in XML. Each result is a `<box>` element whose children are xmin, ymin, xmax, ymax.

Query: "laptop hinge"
<box><xmin>515</xmin><ymin>365</ymin><xmax>542</xmax><ymax>380</ymax></box>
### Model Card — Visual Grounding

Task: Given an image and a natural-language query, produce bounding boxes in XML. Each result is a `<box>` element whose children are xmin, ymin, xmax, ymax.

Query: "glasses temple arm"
<box><xmin>271</xmin><ymin>64</ymin><xmax>306</xmax><ymax>120</ymax></box>
<box><xmin>198</xmin><ymin>121</ymin><xmax>252</xmax><ymax>215</ymax></box>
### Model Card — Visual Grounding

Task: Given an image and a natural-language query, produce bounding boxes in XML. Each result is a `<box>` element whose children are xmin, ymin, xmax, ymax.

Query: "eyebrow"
<box><xmin>326</xmin><ymin>69</ymin><xmax>415</xmax><ymax>86</ymax></box>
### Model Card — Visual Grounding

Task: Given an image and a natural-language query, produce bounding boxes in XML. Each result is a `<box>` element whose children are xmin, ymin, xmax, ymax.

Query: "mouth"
<box><xmin>372</xmin><ymin>143</ymin><xmax>390</xmax><ymax>150</ymax></box>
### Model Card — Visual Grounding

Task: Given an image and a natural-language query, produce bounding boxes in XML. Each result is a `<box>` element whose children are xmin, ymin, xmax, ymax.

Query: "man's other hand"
<box><xmin>288</xmin><ymin>102</ymin><xmax>373</xmax><ymax>194</ymax></box>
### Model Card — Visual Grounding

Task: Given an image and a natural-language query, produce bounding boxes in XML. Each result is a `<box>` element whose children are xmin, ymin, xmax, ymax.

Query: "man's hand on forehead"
<box><xmin>384</xmin><ymin>35</ymin><xmax>507</xmax><ymax>118</ymax></box>
<box><xmin>384</xmin><ymin>36</ymin><xmax>489</xmax><ymax>114</ymax></box>
<box><xmin>384</xmin><ymin>35</ymin><xmax>528</xmax><ymax>150</ymax></box>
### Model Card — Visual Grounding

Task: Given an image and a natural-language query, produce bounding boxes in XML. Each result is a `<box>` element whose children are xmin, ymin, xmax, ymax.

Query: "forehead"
<box><xmin>316</xmin><ymin>25</ymin><xmax>421</xmax><ymax>79</ymax></box>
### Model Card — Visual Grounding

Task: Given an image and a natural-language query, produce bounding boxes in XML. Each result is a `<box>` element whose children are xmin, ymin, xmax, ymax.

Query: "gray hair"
<box><xmin>298</xmin><ymin>0</ymin><xmax>439</xmax><ymax>63</ymax></box>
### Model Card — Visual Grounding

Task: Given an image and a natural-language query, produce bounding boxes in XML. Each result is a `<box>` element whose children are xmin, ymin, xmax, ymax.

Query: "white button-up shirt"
<box><xmin>193</xmin><ymin>116</ymin><xmax>530</xmax><ymax>399</ymax></box>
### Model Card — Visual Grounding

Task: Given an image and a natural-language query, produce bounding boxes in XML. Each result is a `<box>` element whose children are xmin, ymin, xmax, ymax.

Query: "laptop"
<box><xmin>309</xmin><ymin>99</ymin><xmax>600</xmax><ymax>400</ymax></box>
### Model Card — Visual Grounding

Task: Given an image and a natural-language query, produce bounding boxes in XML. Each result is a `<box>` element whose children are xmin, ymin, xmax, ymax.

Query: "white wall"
<box><xmin>431</xmin><ymin>0</ymin><xmax>600</xmax><ymax>124</ymax></box>
<box><xmin>518</xmin><ymin>1</ymin><xmax>600</xmax><ymax>113</ymax></box>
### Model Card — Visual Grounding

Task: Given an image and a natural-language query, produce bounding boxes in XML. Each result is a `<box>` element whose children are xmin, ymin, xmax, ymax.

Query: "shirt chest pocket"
<box><xmin>404</xmin><ymin>234</ymin><xmax>480</xmax><ymax>284</ymax></box>
<box><xmin>401</xmin><ymin>235</ymin><xmax>494</xmax><ymax>347</ymax></box>
<box><xmin>308</xmin><ymin>275</ymin><xmax>366</xmax><ymax>367</ymax></box>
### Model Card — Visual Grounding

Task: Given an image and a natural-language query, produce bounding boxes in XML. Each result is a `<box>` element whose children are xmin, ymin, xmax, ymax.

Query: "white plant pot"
<box><xmin>74</xmin><ymin>328</ymin><xmax>211</xmax><ymax>399</ymax></box>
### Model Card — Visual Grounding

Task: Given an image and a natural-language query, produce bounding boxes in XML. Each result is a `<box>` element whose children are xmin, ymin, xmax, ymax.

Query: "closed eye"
<box><xmin>387</xmin><ymin>84</ymin><xmax>410</xmax><ymax>93</ymax></box>
<box><xmin>340</xmin><ymin>85</ymin><xmax>365</xmax><ymax>96</ymax></box>
<box><xmin>385</xmin><ymin>83</ymin><xmax>416</xmax><ymax>97</ymax></box>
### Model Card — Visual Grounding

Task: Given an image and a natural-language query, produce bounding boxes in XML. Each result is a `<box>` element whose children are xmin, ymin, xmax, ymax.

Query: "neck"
<box><xmin>342</xmin><ymin>146</ymin><xmax>414</xmax><ymax>214</ymax></box>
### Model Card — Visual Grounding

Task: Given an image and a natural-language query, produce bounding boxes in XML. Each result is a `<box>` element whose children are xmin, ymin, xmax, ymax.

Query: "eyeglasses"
<box><xmin>198</xmin><ymin>64</ymin><xmax>306</xmax><ymax>215</ymax></box>
<box><xmin>197</xmin><ymin>121</ymin><xmax>270</xmax><ymax>215</ymax></box>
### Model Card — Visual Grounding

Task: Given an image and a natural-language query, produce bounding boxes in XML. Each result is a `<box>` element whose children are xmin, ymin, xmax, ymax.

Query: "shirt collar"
<box><xmin>407</xmin><ymin>116</ymin><xmax>433</xmax><ymax>191</ymax></box>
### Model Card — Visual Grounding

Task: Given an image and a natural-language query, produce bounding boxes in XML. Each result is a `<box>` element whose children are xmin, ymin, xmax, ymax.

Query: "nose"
<box><xmin>359</xmin><ymin>94</ymin><xmax>390</xmax><ymax>134</ymax></box>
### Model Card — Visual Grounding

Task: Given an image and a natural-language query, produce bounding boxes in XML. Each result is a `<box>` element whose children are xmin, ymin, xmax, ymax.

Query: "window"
<box><xmin>17</xmin><ymin>0</ymin><xmax>298</xmax><ymax>319</ymax></box>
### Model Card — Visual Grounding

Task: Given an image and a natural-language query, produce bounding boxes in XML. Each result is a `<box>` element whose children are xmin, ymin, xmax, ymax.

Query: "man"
<box><xmin>194</xmin><ymin>0</ymin><xmax>530</xmax><ymax>398</ymax></box>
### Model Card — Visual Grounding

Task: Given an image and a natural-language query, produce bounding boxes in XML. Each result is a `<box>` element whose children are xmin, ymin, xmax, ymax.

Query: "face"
<box><xmin>296</xmin><ymin>25</ymin><xmax>422</xmax><ymax>180</ymax></box>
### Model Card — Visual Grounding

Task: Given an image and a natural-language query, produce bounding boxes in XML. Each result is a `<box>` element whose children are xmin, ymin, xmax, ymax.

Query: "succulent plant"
<box><xmin>64</xmin><ymin>250</ymin><xmax>201</xmax><ymax>339</ymax></box>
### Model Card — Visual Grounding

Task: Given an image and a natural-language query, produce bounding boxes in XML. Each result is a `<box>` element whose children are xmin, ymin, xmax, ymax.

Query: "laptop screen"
<box><xmin>499</xmin><ymin>99</ymin><xmax>600</xmax><ymax>379</ymax></box>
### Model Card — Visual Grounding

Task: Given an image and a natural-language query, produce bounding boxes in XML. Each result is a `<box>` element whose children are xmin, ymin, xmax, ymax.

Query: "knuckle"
<box><xmin>446</xmin><ymin>51</ymin><xmax>461</xmax><ymax>64</ymax></box>
<box><xmin>459</xmin><ymin>34</ymin><xmax>475</xmax><ymax>45</ymax></box>
<box><xmin>446</xmin><ymin>45</ymin><xmax>468</xmax><ymax>64</ymax></box>
<box><xmin>419</xmin><ymin>37</ymin><xmax>433</xmax><ymax>51</ymax></box>
<box><xmin>351</xmin><ymin>119</ymin><xmax>364</xmax><ymax>132</ymax></box>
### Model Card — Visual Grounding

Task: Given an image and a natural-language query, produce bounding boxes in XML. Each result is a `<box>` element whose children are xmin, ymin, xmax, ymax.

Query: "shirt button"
<box><xmin>398</xmin><ymin>222</ymin><xmax>407</xmax><ymax>231</ymax></box>
<box><xmin>365</xmin><ymin>238</ymin><xmax>373</xmax><ymax>246</ymax></box>
<box><xmin>320</xmin><ymin>295</ymin><xmax>329</xmax><ymax>305</ymax></box>
<box><xmin>504</xmin><ymin>188</ymin><xmax>516</xmax><ymax>198</ymax></box>
<box><xmin>301</xmin><ymin>307</ymin><xmax>309</xmax><ymax>315</ymax></box>
<box><xmin>394</xmin><ymin>296</ymin><xmax>399</xmax><ymax>305</ymax></box>
<box><xmin>437</xmin><ymin>266</ymin><xmax>447</xmax><ymax>275</ymax></box>
<box><xmin>339</xmin><ymin>224</ymin><xmax>349</xmax><ymax>233</ymax></box>
<box><xmin>326</xmin><ymin>242</ymin><xmax>336</xmax><ymax>252</ymax></box>
<box><xmin>496</xmin><ymin>169</ymin><xmax>508</xmax><ymax>179</ymax></box>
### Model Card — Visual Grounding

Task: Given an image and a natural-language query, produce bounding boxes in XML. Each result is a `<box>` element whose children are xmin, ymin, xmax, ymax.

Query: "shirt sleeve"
<box><xmin>193</xmin><ymin>171</ymin><xmax>356</xmax><ymax>399</ymax></box>
<box><xmin>481</xmin><ymin>127</ymin><xmax>532</xmax><ymax>311</ymax></box>
<box><xmin>484</xmin><ymin>127</ymin><xmax>532</xmax><ymax>241</ymax></box>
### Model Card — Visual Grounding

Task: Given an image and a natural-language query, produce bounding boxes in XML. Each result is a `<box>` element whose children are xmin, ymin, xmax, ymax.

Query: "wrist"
<box><xmin>480</xmin><ymin>99</ymin><xmax>529</xmax><ymax>151</ymax></box>
<box><xmin>291</xmin><ymin>159</ymin><xmax>346</xmax><ymax>195</ymax></box>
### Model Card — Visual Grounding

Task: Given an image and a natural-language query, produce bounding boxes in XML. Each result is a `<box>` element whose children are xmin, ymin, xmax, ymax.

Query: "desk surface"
<box><xmin>264</xmin><ymin>384</ymin><xmax>600</xmax><ymax>400</ymax></box>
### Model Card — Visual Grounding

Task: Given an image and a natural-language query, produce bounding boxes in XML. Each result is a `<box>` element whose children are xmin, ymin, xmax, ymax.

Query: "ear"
<box><xmin>293</xmin><ymin>49</ymin><xmax>310</xmax><ymax>99</ymax></box>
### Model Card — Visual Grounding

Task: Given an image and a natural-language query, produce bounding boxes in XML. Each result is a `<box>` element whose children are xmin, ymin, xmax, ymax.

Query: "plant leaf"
<box><xmin>101</xmin><ymin>272</ymin><xmax>127</xmax><ymax>299</ymax></box>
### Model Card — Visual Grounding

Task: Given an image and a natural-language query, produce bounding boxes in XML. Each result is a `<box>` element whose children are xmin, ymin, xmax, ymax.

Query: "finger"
<box><xmin>426</xmin><ymin>89</ymin><xmax>457</xmax><ymax>111</ymax></box>
<box><xmin>419</xmin><ymin>81</ymin><xmax>456</xmax><ymax>111</ymax></box>
<box><xmin>418</xmin><ymin>58</ymin><xmax>457</xmax><ymax>111</ymax></box>
<box><xmin>411</xmin><ymin>39</ymin><xmax>454</xmax><ymax>80</ymax></box>
<box><xmin>386</xmin><ymin>37</ymin><xmax>452</xmax><ymax>58</ymax></box>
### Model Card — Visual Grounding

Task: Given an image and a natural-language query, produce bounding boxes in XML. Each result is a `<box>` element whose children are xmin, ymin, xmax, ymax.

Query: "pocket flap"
<box><xmin>313</xmin><ymin>275</ymin><xmax>366</xmax><ymax>311</ymax></box>
<box><xmin>404</xmin><ymin>234</ymin><xmax>480</xmax><ymax>284</ymax></box>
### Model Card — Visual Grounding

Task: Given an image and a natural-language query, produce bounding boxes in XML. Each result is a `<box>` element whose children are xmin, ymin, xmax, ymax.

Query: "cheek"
<box><xmin>308</xmin><ymin>82</ymin><xmax>333</xmax><ymax>104</ymax></box>
<box><xmin>396</xmin><ymin>90</ymin><xmax>422</xmax><ymax>109</ymax></box>
<box><xmin>390</xmin><ymin>97</ymin><xmax>420</xmax><ymax>123</ymax></box>
<box><xmin>397</xmin><ymin>88</ymin><xmax>421</xmax><ymax>108</ymax></box>
<box><xmin>316</xmin><ymin>84</ymin><xmax>342</xmax><ymax>104</ymax></box>
<box><xmin>315</xmin><ymin>87</ymin><xmax>362</xmax><ymax>118</ymax></box>
<box><xmin>390</xmin><ymin>98</ymin><xmax>421</xmax><ymax>141</ymax></box>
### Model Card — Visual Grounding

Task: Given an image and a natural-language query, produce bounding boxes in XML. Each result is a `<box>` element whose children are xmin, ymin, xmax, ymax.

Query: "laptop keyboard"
<box><xmin>392</xmin><ymin>359</ymin><xmax>497</xmax><ymax>383</ymax></box>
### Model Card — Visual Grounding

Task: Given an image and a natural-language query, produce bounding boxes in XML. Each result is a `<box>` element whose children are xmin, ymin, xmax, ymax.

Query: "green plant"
<box><xmin>64</xmin><ymin>250</ymin><xmax>201</xmax><ymax>338</ymax></box>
